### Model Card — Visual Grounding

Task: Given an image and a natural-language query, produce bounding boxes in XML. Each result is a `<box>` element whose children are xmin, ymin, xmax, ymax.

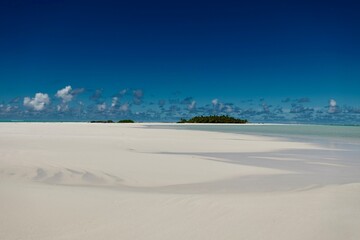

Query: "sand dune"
<box><xmin>1</xmin><ymin>123</ymin><xmax>359</xmax><ymax>240</ymax></box>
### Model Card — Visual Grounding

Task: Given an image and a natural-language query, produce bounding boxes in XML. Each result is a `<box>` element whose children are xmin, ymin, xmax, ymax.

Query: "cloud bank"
<box><xmin>56</xmin><ymin>86</ymin><xmax>73</xmax><ymax>103</ymax></box>
<box><xmin>0</xmin><ymin>87</ymin><xmax>356</xmax><ymax>124</ymax></box>
<box><xmin>23</xmin><ymin>93</ymin><xmax>50</xmax><ymax>111</ymax></box>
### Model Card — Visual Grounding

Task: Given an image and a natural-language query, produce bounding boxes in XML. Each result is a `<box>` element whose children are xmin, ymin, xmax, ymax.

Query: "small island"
<box><xmin>90</xmin><ymin>119</ymin><xmax>134</xmax><ymax>123</ymax></box>
<box><xmin>178</xmin><ymin>115</ymin><xmax>248</xmax><ymax>124</ymax></box>
<box><xmin>118</xmin><ymin>119</ymin><xmax>135</xmax><ymax>123</ymax></box>
<box><xmin>90</xmin><ymin>120</ymin><xmax>114</xmax><ymax>123</ymax></box>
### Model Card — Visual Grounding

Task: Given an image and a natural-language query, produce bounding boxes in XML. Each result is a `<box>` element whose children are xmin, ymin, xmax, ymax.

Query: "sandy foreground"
<box><xmin>0</xmin><ymin>123</ymin><xmax>359</xmax><ymax>240</ymax></box>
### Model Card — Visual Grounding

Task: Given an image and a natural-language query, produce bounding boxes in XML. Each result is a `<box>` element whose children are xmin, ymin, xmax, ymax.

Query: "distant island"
<box><xmin>90</xmin><ymin>119</ymin><xmax>134</xmax><ymax>123</ymax></box>
<box><xmin>178</xmin><ymin>115</ymin><xmax>248</xmax><ymax>124</ymax></box>
<box><xmin>90</xmin><ymin>120</ymin><xmax>114</xmax><ymax>123</ymax></box>
<box><xmin>118</xmin><ymin>119</ymin><xmax>135</xmax><ymax>123</ymax></box>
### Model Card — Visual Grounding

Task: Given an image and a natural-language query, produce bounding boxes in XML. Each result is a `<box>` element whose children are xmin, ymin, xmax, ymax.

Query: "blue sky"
<box><xmin>0</xmin><ymin>0</ymin><xmax>359</xmax><ymax>123</ymax></box>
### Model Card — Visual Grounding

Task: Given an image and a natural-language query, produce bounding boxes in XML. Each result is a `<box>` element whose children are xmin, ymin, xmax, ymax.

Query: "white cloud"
<box><xmin>119</xmin><ymin>103</ymin><xmax>129</xmax><ymax>112</ymax></box>
<box><xmin>111</xmin><ymin>97</ymin><xmax>119</xmax><ymax>107</ymax></box>
<box><xmin>119</xmin><ymin>89</ymin><xmax>128</xmax><ymax>96</ymax></box>
<box><xmin>329</xmin><ymin>99</ymin><xmax>336</xmax><ymax>107</ymax></box>
<box><xmin>57</xmin><ymin>104</ymin><xmax>69</xmax><ymax>112</ymax></box>
<box><xmin>71</xmin><ymin>88</ymin><xmax>85</xmax><ymax>95</ymax></box>
<box><xmin>23</xmin><ymin>93</ymin><xmax>50</xmax><ymax>111</ymax></box>
<box><xmin>0</xmin><ymin>104</ymin><xmax>12</xmax><ymax>113</ymax></box>
<box><xmin>188</xmin><ymin>100</ymin><xmax>196</xmax><ymax>111</ymax></box>
<box><xmin>97</xmin><ymin>103</ymin><xmax>106</xmax><ymax>111</ymax></box>
<box><xmin>56</xmin><ymin>86</ymin><xmax>73</xmax><ymax>103</ymax></box>
<box><xmin>225</xmin><ymin>105</ymin><xmax>233</xmax><ymax>113</ymax></box>
<box><xmin>328</xmin><ymin>99</ymin><xmax>337</xmax><ymax>113</ymax></box>
<box><xmin>211</xmin><ymin>98</ymin><xmax>219</xmax><ymax>106</ymax></box>
<box><xmin>218</xmin><ymin>103</ymin><xmax>224</xmax><ymax>111</ymax></box>
<box><xmin>211</xmin><ymin>98</ymin><xmax>225</xmax><ymax>112</ymax></box>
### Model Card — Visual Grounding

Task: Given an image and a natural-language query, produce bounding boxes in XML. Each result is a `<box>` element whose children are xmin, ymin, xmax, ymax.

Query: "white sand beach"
<box><xmin>0</xmin><ymin>123</ymin><xmax>359</xmax><ymax>240</ymax></box>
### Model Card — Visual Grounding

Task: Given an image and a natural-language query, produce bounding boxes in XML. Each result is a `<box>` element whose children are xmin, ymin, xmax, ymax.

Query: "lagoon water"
<box><xmin>157</xmin><ymin>123</ymin><xmax>360</xmax><ymax>141</ymax></box>
<box><xmin>149</xmin><ymin>123</ymin><xmax>360</xmax><ymax>192</ymax></box>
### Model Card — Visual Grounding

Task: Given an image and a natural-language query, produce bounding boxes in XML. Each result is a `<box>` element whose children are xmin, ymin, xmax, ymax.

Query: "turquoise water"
<box><xmin>152</xmin><ymin>124</ymin><xmax>360</xmax><ymax>142</ymax></box>
<box><xmin>148</xmin><ymin>123</ymin><xmax>360</xmax><ymax>191</ymax></box>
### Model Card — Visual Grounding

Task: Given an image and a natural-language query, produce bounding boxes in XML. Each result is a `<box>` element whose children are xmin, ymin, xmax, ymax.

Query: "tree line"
<box><xmin>90</xmin><ymin>119</ymin><xmax>134</xmax><ymax>123</ymax></box>
<box><xmin>178</xmin><ymin>115</ymin><xmax>248</xmax><ymax>124</ymax></box>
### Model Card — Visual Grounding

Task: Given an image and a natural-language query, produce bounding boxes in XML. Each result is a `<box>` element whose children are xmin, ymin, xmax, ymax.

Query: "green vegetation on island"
<box><xmin>90</xmin><ymin>119</ymin><xmax>134</xmax><ymax>123</ymax></box>
<box><xmin>90</xmin><ymin>120</ymin><xmax>114</xmax><ymax>123</ymax></box>
<box><xmin>178</xmin><ymin>115</ymin><xmax>248</xmax><ymax>124</ymax></box>
<box><xmin>118</xmin><ymin>119</ymin><xmax>135</xmax><ymax>123</ymax></box>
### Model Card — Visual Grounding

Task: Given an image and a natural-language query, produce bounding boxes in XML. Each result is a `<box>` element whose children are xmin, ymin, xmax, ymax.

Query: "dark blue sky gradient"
<box><xmin>0</xmin><ymin>0</ymin><xmax>359</xmax><ymax>122</ymax></box>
